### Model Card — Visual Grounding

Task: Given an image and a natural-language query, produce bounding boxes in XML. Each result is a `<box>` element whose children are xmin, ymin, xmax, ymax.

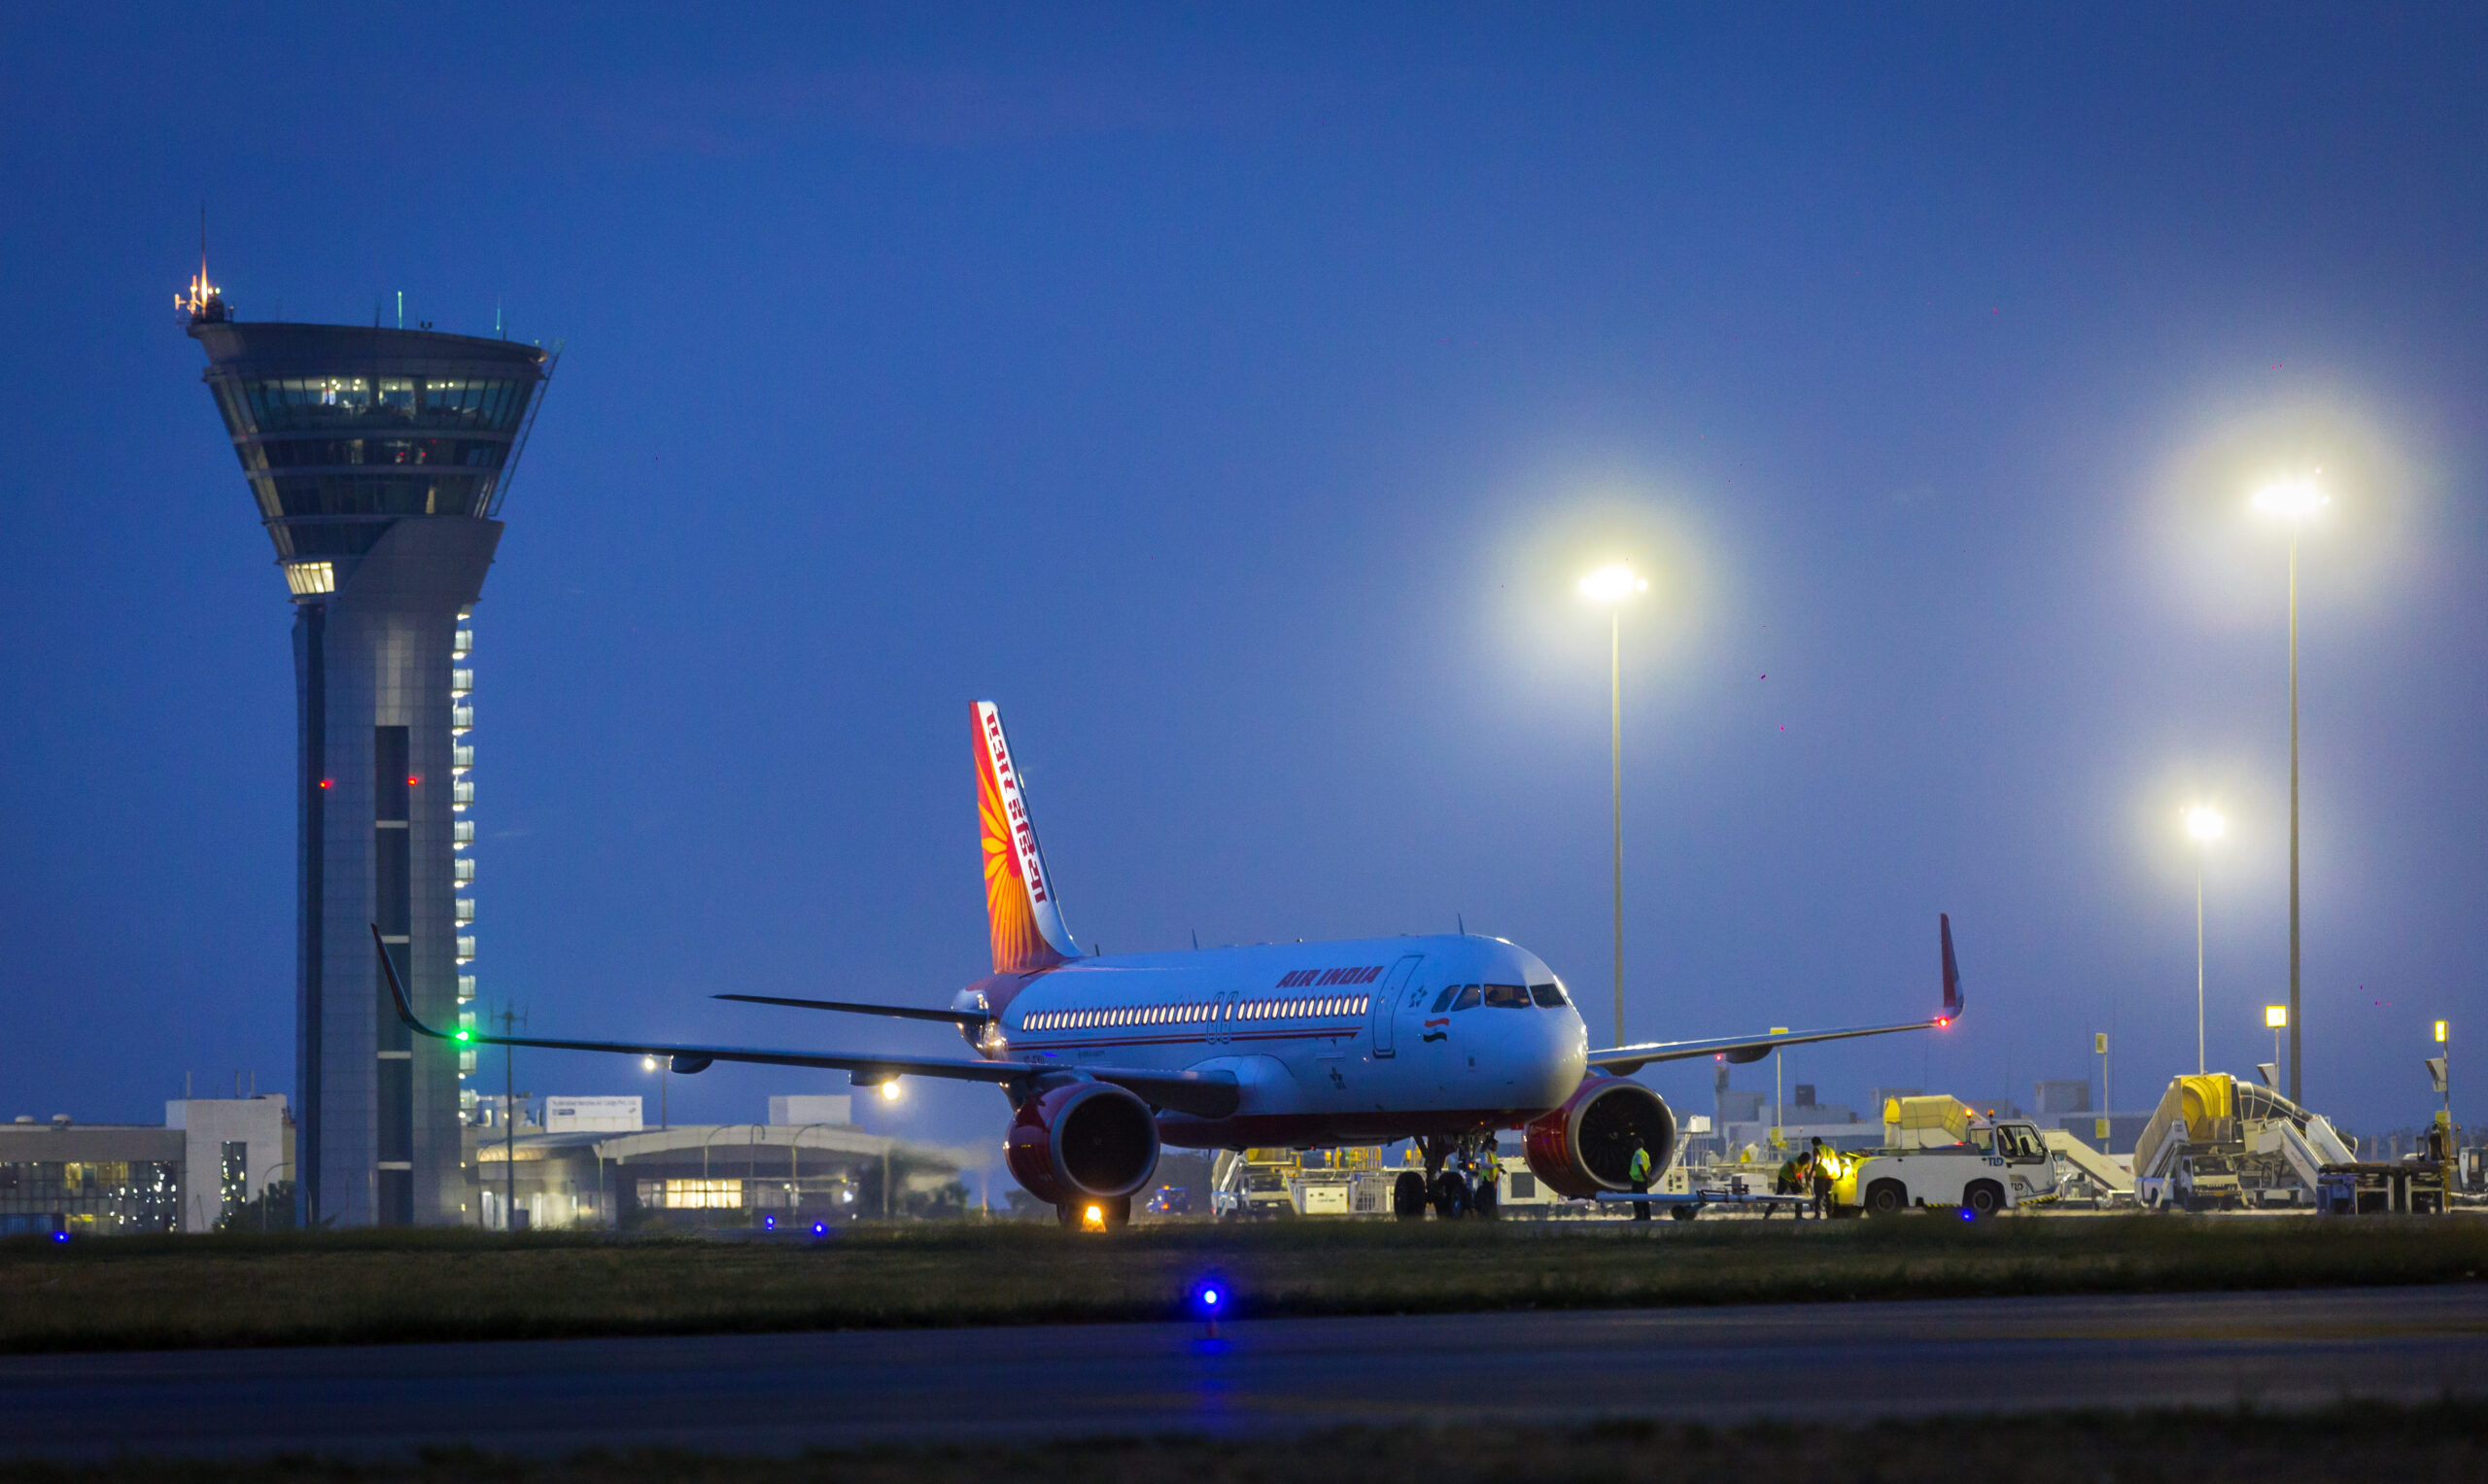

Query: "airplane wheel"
<box><xmin>1393</xmin><ymin>1172</ymin><xmax>1428</xmax><ymax>1220</ymax></box>
<box><xmin>1432</xmin><ymin>1172</ymin><xmax>1469</xmax><ymax>1220</ymax></box>
<box><xmin>1471</xmin><ymin>1179</ymin><xmax>1500</xmax><ymax>1221</ymax></box>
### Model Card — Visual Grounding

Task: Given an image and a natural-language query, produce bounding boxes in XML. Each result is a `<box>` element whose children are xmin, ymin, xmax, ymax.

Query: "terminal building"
<box><xmin>465</xmin><ymin>1094</ymin><xmax>983</xmax><ymax>1230</ymax></box>
<box><xmin>0</xmin><ymin>1098</ymin><xmax>293</xmax><ymax>1236</ymax></box>
<box><xmin>181</xmin><ymin>270</ymin><xmax>555</xmax><ymax>1226</ymax></box>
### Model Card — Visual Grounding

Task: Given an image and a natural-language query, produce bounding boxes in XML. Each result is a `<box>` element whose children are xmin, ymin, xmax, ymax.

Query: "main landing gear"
<box><xmin>1393</xmin><ymin>1134</ymin><xmax>1500</xmax><ymax>1221</ymax></box>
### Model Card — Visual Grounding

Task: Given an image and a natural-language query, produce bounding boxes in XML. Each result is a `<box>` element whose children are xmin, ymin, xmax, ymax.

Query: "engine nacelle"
<box><xmin>1005</xmin><ymin>1082</ymin><xmax>1161</xmax><ymax>1206</ymax></box>
<box><xmin>1524</xmin><ymin>1075</ymin><xmax>1677</xmax><ymax>1198</ymax></box>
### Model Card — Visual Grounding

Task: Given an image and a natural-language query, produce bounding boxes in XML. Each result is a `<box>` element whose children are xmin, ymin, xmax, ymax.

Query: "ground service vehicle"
<box><xmin>1838</xmin><ymin>1116</ymin><xmax>2058</xmax><ymax>1216</ymax></box>
<box><xmin>380</xmin><ymin>703</ymin><xmax>1964</xmax><ymax>1225</ymax></box>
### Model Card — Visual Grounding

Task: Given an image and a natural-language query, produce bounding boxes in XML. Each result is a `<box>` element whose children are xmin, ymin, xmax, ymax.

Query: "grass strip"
<box><xmin>4</xmin><ymin>1401</ymin><xmax>2487</xmax><ymax>1483</ymax></box>
<box><xmin>3</xmin><ymin>1215</ymin><xmax>2485</xmax><ymax>1354</ymax></box>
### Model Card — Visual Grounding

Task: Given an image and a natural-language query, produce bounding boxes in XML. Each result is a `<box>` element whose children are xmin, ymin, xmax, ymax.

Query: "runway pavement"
<box><xmin>3</xmin><ymin>1285</ymin><xmax>2484</xmax><ymax>1458</ymax></box>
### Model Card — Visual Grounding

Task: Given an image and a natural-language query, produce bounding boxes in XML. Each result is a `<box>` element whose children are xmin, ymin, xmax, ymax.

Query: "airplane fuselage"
<box><xmin>957</xmin><ymin>934</ymin><xmax>1590</xmax><ymax>1148</ymax></box>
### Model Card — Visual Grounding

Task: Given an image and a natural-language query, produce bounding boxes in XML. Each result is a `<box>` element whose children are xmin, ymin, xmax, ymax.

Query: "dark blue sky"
<box><xmin>4</xmin><ymin>5</ymin><xmax>2483</xmax><ymax>1155</ymax></box>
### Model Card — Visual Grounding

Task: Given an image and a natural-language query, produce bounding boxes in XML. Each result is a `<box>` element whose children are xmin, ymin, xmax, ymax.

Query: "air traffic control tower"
<box><xmin>181</xmin><ymin>270</ymin><xmax>553</xmax><ymax>1226</ymax></box>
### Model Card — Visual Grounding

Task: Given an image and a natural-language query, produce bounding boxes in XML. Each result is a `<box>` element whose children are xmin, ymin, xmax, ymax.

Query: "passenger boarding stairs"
<box><xmin>2040</xmin><ymin>1129</ymin><xmax>2133</xmax><ymax>1197</ymax></box>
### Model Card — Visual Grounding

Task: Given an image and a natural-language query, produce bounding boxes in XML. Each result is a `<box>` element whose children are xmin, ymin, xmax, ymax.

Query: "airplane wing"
<box><xmin>712</xmin><ymin>993</ymin><xmax>989</xmax><ymax>1029</ymax></box>
<box><xmin>370</xmin><ymin>927</ymin><xmax>1238</xmax><ymax>1119</ymax></box>
<box><xmin>1588</xmin><ymin>914</ymin><xmax>1967</xmax><ymax>1077</ymax></box>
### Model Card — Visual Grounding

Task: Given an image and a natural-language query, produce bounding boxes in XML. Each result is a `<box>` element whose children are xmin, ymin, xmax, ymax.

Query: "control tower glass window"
<box><xmin>224</xmin><ymin>378</ymin><xmax>532</xmax><ymax>436</ymax></box>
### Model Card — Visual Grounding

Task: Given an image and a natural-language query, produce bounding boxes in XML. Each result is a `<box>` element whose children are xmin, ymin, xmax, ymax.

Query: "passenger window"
<box><xmin>1483</xmin><ymin>984</ymin><xmax>1530</xmax><ymax>1008</ymax></box>
<box><xmin>1529</xmin><ymin>983</ymin><xmax>1567</xmax><ymax>1008</ymax></box>
<box><xmin>1451</xmin><ymin>984</ymin><xmax>1482</xmax><ymax>1012</ymax></box>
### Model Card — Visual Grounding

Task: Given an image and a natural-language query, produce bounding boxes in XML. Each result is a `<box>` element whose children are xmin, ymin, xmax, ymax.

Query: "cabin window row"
<box><xmin>1022</xmin><ymin>994</ymin><xmax>1372</xmax><ymax>1032</ymax></box>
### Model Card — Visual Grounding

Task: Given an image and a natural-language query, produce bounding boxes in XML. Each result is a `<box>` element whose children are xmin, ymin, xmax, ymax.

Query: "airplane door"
<box><xmin>1370</xmin><ymin>956</ymin><xmax>1422</xmax><ymax>1057</ymax></box>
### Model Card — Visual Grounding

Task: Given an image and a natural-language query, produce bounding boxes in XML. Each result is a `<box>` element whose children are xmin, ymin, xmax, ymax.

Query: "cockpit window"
<box><xmin>1528</xmin><ymin>983</ymin><xmax>1567</xmax><ymax>1008</ymax></box>
<box><xmin>1430</xmin><ymin>985</ymin><xmax>1458</xmax><ymax>1014</ymax></box>
<box><xmin>1483</xmin><ymin>984</ymin><xmax>1530</xmax><ymax>1008</ymax></box>
<box><xmin>1449</xmin><ymin>984</ymin><xmax>1482</xmax><ymax>1012</ymax></box>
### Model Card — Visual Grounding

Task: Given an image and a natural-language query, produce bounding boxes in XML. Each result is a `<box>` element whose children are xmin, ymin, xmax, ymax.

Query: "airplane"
<box><xmin>376</xmin><ymin>700</ymin><xmax>1963</xmax><ymax>1225</ymax></box>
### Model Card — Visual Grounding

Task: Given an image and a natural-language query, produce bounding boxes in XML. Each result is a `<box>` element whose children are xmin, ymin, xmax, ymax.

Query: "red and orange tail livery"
<box><xmin>975</xmin><ymin>702</ymin><xmax>1081</xmax><ymax>975</ymax></box>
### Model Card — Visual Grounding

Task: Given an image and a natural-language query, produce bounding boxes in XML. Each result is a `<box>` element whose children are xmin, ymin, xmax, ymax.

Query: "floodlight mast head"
<box><xmin>2183</xmin><ymin>805</ymin><xmax>2228</xmax><ymax>844</ymax></box>
<box><xmin>1577</xmin><ymin>566</ymin><xmax>1647</xmax><ymax>604</ymax></box>
<box><xmin>2252</xmin><ymin>476</ymin><xmax>2328</xmax><ymax>523</ymax></box>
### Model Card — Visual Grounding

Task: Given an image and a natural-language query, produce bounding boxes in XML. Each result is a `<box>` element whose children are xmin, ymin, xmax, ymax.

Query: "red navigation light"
<box><xmin>407</xmin><ymin>776</ymin><xmax>420</xmax><ymax>787</ymax></box>
<box><xmin>1936</xmin><ymin>1017</ymin><xmax>1951</xmax><ymax>1028</ymax></box>
<box><xmin>319</xmin><ymin>779</ymin><xmax>332</xmax><ymax>789</ymax></box>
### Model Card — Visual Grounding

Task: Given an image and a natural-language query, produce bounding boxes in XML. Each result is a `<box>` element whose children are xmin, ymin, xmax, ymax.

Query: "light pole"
<box><xmin>1578</xmin><ymin>565</ymin><xmax>1648</xmax><ymax>1049</ymax></box>
<box><xmin>2265</xmin><ymin>1005</ymin><xmax>2288</xmax><ymax>1085</ymax></box>
<box><xmin>2434</xmin><ymin>1020</ymin><xmax>2451</xmax><ymax>1122</ymax></box>
<box><xmin>2183</xmin><ymin>806</ymin><xmax>2226</xmax><ymax>1075</ymax></box>
<box><xmin>2254</xmin><ymin>476</ymin><xmax>2326</xmax><ymax>1104</ymax></box>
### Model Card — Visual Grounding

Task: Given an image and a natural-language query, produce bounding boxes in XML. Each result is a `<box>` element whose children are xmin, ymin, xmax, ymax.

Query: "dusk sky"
<box><xmin>4</xmin><ymin>5</ymin><xmax>2483</xmax><ymax>1161</ymax></box>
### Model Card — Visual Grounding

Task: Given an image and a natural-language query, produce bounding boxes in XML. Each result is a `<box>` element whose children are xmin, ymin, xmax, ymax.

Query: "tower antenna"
<box><xmin>177</xmin><ymin>202</ymin><xmax>228</xmax><ymax>325</ymax></box>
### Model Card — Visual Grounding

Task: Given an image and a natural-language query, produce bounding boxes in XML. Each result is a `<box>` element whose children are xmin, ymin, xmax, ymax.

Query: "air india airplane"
<box><xmin>378</xmin><ymin>702</ymin><xmax>1962</xmax><ymax>1225</ymax></box>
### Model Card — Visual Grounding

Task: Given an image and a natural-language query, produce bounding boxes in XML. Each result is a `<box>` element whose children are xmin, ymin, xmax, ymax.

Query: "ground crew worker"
<box><xmin>1627</xmin><ymin>1143</ymin><xmax>1653</xmax><ymax>1221</ymax></box>
<box><xmin>1810</xmin><ymin>1137</ymin><xmax>1836</xmax><ymax>1218</ymax></box>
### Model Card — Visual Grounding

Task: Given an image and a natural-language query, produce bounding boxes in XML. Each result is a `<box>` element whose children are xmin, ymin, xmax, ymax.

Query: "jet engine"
<box><xmin>1523</xmin><ymin>1075</ymin><xmax>1677</xmax><ymax>1198</ymax></box>
<box><xmin>1004</xmin><ymin>1082</ymin><xmax>1161</xmax><ymax>1205</ymax></box>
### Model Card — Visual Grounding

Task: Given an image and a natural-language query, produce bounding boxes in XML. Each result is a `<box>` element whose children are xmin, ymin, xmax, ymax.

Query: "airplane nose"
<box><xmin>1531</xmin><ymin>1011</ymin><xmax>1589</xmax><ymax>1106</ymax></box>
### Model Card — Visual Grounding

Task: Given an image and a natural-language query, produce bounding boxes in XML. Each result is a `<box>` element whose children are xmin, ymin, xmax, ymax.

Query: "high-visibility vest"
<box><xmin>1628</xmin><ymin>1149</ymin><xmax>1651</xmax><ymax>1183</ymax></box>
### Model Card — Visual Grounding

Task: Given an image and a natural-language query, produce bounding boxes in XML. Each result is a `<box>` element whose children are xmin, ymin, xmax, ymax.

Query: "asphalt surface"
<box><xmin>4</xmin><ymin>1285</ymin><xmax>2485</xmax><ymax>1458</ymax></box>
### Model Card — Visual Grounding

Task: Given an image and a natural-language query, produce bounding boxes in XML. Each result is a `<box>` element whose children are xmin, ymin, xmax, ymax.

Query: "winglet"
<box><xmin>1939</xmin><ymin>913</ymin><xmax>1964</xmax><ymax>1021</ymax></box>
<box><xmin>368</xmin><ymin>923</ymin><xmax>448</xmax><ymax>1041</ymax></box>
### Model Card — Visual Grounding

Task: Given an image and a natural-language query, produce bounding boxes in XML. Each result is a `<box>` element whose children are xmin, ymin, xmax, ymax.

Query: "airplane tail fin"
<box><xmin>974</xmin><ymin>701</ymin><xmax>1080</xmax><ymax>975</ymax></box>
<box><xmin>1940</xmin><ymin>913</ymin><xmax>1964</xmax><ymax>1021</ymax></box>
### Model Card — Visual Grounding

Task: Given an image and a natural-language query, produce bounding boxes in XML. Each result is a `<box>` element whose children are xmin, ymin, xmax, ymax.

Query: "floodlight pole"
<box><xmin>2287</xmin><ymin>535</ymin><xmax>2302</xmax><ymax>1105</ymax></box>
<box><xmin>2195</xmin><ymin>861</ymin><xmax>2206</xmax><ymax>1076</ymax></box>
<box><xmin>502</xmin><ymin>1005</ymin><xmax>518</xmax><ymax>1231</ymax></box>
<box><xmin>1610</xmin><ymin>606</ymin><xmax>1625</xmax><ymax>1050</ymax></box>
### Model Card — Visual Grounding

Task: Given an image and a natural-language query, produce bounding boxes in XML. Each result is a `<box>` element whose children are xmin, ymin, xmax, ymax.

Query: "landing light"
<box><xmin>879</xmin><ymin>1081</ymin><xmax>903</xmax><ymax>1103</ymax></box>
<box><xmin>1082</xmin><ymin>1203</ymin><xmax>1105</xmax><ymax>1231</ymax></box>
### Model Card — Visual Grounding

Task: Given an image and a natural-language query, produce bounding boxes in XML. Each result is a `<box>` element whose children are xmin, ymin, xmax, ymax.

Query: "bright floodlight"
<box><xmin>879</xmin><ymin>1080</ymin><xmax>903</xmax><ymax>1102</ymax></box>
<box><xmin>2184</xmin><ymin>806</ymin><xmax>2227</xmax><ymax>842</ymax></box>
<box><xmin>2265</xmin><ymin>1005</ymin><xmax>2288</xmax><ymax>1028</ymax></box>
<box><xmin>641</xmin><ymin>1055</ymin><xmax>658</xmax><ymax>1072</ymax></box>
<box><xmin>2252</xmin><ymin>477</ymin><xmax>2328</xmax><ymax>522</ymax></box>
<box><xmin>1578</xmin><ymin>566</ymin><xmax>1648</xmax><ymax>604</ymax></box>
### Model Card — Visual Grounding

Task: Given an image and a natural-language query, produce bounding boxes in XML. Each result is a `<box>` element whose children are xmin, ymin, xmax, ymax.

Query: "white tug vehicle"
<box><xmin>1834</xmin><ymin>1096</ymin><xmax>2084</xmax><ymax>1217</ymax></box>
